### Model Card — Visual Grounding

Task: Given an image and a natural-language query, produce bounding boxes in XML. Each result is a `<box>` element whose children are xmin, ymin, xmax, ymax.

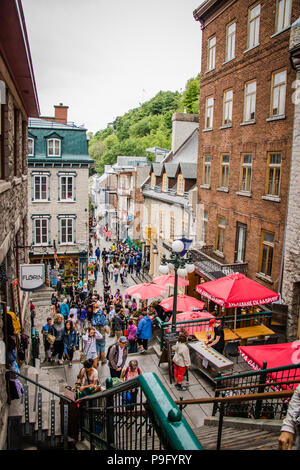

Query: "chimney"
<box><xmin>54</xmin><ymin>103</ymin><xmax>69</xmax><ymax>124</ymax></box>
<box><xmin>171</xmin><ymin>113</ymin><xmax>199</xmax><ymax>153</ymax></box>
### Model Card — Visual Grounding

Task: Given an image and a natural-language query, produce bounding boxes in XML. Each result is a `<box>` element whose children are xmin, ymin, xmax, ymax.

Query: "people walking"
<box><xmin>127</xmin><ymin>320</ymin><xmax>137</xmax><ymax>354</ymax></box>
<box><xmin>51</xmin><ymin>314</ymin><xmax>65</xmax><ymax>365</ymax></box>
<box><xmin>41</xmin><ymin>317</ymin><xmax>55</xmax><ymax>363</ymax></box>
<box><xmin>91</xmin><ymin>307</ymin><xmax>109</xmax><ymax>365</ymax></box>
<box><xmin>107</xmin><ymin>336</ymin><xmax>128</xmax><ymax>378</ymax></box>
<box><xmin>172</xmin><ymin>332</ymin><xmax>191</xmax><ymax>391</ymax></box>
<box><xmin>63</xmin><ymin>320</ymin><xmax>78</xmax><ymax>367</ymax></box>
<box><xmin>60</xmin><ymin>298</ymin><xmax>70</xmax><ymax>321</ymax></box>
<box><xmin>136</xmin><ymin>311</ymin><xmax>153</xmax><ymax>354</ymax></box>
<box><xmin>82</xmin><ymin>326</ymin><xmax>103</xmax><ymax>369</ymax></box>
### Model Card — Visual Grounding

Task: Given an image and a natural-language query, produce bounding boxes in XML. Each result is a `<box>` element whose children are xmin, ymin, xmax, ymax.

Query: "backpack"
<box><xmin>124</xmin><ymin>366</ymin><xmax>141</xmax><ymax>380</ymax></box>
<box><xmin>7</xmin><ymin>311</ymin><xmax>21</xmax><ymax>335</ymax></box>
<box><xmin>106</xmin><ymin>343</ymin><xmax>119</xmax><ymax>361</ymax></box>
<box><xmin>91</xmin><ymin>311</ymin><xmax>107</xmax><ymax>327</ymax></box>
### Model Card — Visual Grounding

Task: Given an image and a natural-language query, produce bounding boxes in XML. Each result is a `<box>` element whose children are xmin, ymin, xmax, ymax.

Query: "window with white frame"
<box><xmin>28</xmin><ymin>138</ymin><xmax>34</xmax><ymax>156</ymax></box>
<box><xmin>223</xmin><ymin>89</ymin><xmax>233</xmax><ymax>125</ymax></box>
<box><xmin>271</xmin><ymin>70</ymin><xmax>287</xmax><ymax>117</ymax></box>
<box><xmin>33</xmin><ymin>174</ymin><xmax>49</xmax><ymax>201</ymax></box>
<box><xmin>207</xmin><ymin>36</ymin><xmax>216</xmax><ymax>71</ymax></box>
<box><xmin>60</xmin><ymin>175</ymin><xmax>74</xmax><ymax>201</ymax></box>
<box><xmin>248</xmin><ymin>3</ymin><xmax>261</xmax><ymax>49</ymax></box>
<box><xmin>47</xmin><ymin>138</ymin><xmax>61</xmax><ymax>157</ymax></box>
<box><xmin>162</xmin><ymin>173</ymin><xmax>168</xmax><ymax>192</ymax></box>
<box><xmin>33</xmin><ymin>217</ymin><xmax>49</xmax><ymax>245</ymax></box>
<box><xmin>205</xmin><ymin>97</ymin><xmax>214</xmax><ymax>129</ymax></box>
<box><xmin>59</xmin><ymin>217</ymin><xmax>75</xmax><ymax>244</ymax></box>
<box><xmin>177</xmin><ymin>174</ymin><xmax>185</xmax><ymax>195</ymax></box>
<box><xmin>275</xmin><ymin>0</ymin><xmax>292</xmax><ymax>33</ymax></box>
<box><xmin>201</xmin><ymin>210</ymin><xmax>208</xmax><ymax>244</ymax></box>
<box><xmin>203</xmin><ymin>156</ymin><xmax>211</xmax><ymax>186</ymax></box>
<box><xmin>244</xmin><ymin>81</ymin><xmax>256</xmax><ymax>122</ymax></box>
<box><xmin>226</xmin><ymin>22</ymin><xmax>236</xmax><ymax>62</ymax></box>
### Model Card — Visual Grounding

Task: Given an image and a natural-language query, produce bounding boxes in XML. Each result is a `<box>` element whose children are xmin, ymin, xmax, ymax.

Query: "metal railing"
<box><xmin>77</xmin><ymin>372</ymin><xmax>202</xmax><ymax>450</ymax></box>
<box><xmin>6</xmin><ymin>369</ymin><xmax>73</xmax><ymax>449</ymax></box>
<box><xmin>175</xmin><ymin>388</ymin><xmax>296</xmax><ymax>450</ymax></box>
<box><xmin>212</xmin><ymin>362</ymin><xmax>300</xmax><ymax>420</ymax></box>
<box><xmin>190</xmin><ymin>248</ymin><xmax>248</xmax><ymax>277</ymax></box>
<box><xmin>155</xmin><ymin>311</ymin><xmax>273</xmax><ymax>351</ymax></box>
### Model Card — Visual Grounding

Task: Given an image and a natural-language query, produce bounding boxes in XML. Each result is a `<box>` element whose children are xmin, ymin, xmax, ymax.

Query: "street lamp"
<box><xmin>159</xmin><ymin>239</ymin><xmax>195</xmax><ymax>334</ymax></box>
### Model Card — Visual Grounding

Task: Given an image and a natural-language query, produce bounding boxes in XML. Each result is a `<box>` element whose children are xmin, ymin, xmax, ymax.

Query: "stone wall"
<box><xmin>282</xmin><ymin>19</ymin><xmax>300</xmax><ymax>340</ymax></box>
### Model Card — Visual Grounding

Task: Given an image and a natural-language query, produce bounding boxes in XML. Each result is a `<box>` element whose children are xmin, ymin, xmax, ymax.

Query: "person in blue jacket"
<box><xmin>63</xmin><ymin>320</ymin><xmax>78</xmax><ymax>367</ymax></box>
<box><xmin>60</xmin><ymin>298</ymin><xmax>70</xmax><ymax>321</ymax></box>
<box><xmin>136</xmin><ymin>311</ymin><xmax>153</xmax><ymax>354</ymax></box>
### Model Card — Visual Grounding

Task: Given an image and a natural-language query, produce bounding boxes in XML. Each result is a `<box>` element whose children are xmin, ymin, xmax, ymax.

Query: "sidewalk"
<box><xmin>32</xmin><ymin>229</ymin><xmax>216</xmax><ymax>430</ymax></box>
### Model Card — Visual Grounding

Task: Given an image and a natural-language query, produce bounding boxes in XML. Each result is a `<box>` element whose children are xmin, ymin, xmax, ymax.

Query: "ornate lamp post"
<box><xmin>159</xmin><ymin>240</ymin><xmax>195</xmax><ymax>334</ymax></box>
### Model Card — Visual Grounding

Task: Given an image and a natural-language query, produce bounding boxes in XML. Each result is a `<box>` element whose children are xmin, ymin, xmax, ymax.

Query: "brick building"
<box><xmin>28</xmin><ymin>106</ymin><xmax>93</xmax><ymax>289</ymax></box>
<box><xmin>0</xmin><ymin>0</ymin><xmax>40</xmax><ymax>448</ymax></box>
<box><xmin>191</xmin><ymin>1</ymin><xmax>300</xmax><ymax>328</ymax></box>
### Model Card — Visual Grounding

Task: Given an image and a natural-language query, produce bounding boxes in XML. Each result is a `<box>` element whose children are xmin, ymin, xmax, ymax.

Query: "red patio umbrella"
<box><xmin>152</xmin><ymin>274</ymin><xmax>189</xmax><ymax>288</ymax></box>
<box><xmin>195</xmin><ymin>272</ymin><xmax>280</xmax><ymax>308</ymax></box>
<box><xmin>238</xmin><ymin>342</ymin><xmax>300</xmax><ymax>390</ymax></box>
<box><xmin>125</xmin><ymin>283</ymin><xmax>167</xmax><ymax>301</ymax></box>
<box><xmin>159</xmin><ymin>294</ymin><xmax>205</xmax><ymax>312</ymax></box>
<box><xmin>175</xmin><ymin>310</ymin><xmax>215</xmax><ymax>335</ymax></box>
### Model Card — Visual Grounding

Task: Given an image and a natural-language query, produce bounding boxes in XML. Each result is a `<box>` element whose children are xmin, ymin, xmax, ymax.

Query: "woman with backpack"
<box><xmin>63</xmin><ymin>320</ymin><xmax>78</xmax><ymax>367</ymax></box>
<box><xmin>78</xmin><ymin>305</ymin><xmax>87</xmax><ymax>331</ymax></box>
<box><xmin>82</xmin><ymin>326</ymin><xmax>103</xmax><ymax>369</ymax></box>
<box><xmin>91</xmin><ymin>308</ymin><xmax>109</xmax><ymax>365</ymax></box>
<box><xmin>121</xmin><ymin>360</ymin><xmax>142</xmax><ymax>409</ymax></box>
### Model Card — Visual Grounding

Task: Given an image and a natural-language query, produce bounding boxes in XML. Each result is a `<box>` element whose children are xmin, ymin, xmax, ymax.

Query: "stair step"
<box><xmin>194</xmin><ymin>424</ymin><xmax>279</xmax><ymax>450</ymax></box>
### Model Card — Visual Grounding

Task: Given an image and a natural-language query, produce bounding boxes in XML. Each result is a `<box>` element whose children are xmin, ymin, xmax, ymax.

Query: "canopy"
<box><xmin>239</xmin><ymin>342</ymin><xmax>300</xmax><ymax>390</ymax></box>
<box><xmin>152</xmin><ymin>274</ymin><xmax>189</xmax><ymax>288</ymax></box>
<box><xmin>125</xmin><ymin>283</ymin><xmax>167</xmax><ymax>301</ymax></box>
<box><xmin>159</xmin><ymin>294</ymin><xmax>205</xmax><ymax>312</ymax></box>
<box><xmin>195</xmin><ymin>272</ymin><xmax>280</xmax><ymax>308</ymax></box>
<box><xmin>175</xmin><ymin>310</ymin><xmax>215</xmax><ymax>335</ymax></box>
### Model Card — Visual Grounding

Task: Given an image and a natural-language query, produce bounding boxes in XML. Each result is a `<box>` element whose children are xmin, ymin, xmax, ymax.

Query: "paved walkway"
<box><xmin>33</xmin><ymin>228</ymin><xmax>219</xmax><ymax>430</ymax></box>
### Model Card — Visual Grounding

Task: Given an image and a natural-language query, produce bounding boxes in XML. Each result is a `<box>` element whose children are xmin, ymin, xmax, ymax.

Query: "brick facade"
<box><xmin>194</xmin><ymin>0</ymin><xmax>300</xmax><ymax>294</ymax></box>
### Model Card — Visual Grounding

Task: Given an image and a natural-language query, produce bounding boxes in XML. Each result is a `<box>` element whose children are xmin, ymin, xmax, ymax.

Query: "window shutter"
<box><xmin>58</xmin><ymin>174</ymin><xmax>60</xmax><ymax>201</ymax></box>
<box><xmin>58</xmin><ymin>218</ymin><xmax>60</xmax><ymax>244</ymax></box>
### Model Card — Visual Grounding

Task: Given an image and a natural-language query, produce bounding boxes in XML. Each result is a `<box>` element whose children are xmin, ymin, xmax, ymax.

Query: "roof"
<box><xmin>180</xmin><ymin>163</ymin><xmax>197</xmax><ymax>179</ymax></box>
<box><xmin>164</xmin><ymin>163</ymin><xmax>178</xmax><ymax>178</ymax></box>
<box><xmin>142</xmin><ymin>189</ymin><xmax>189</xmax><ymax>207</ymax></box>
<box><xmin>0</xmin><ymin>0</ymin><xmax>40</xmax><ymax>117</ymax></box>
<box><xmin>193</xmin><ymin>0</ymin><xmax>223</xmax><ymax>21</ymax></box>
<box><xmin>152</xmin><ymin>163</ymin><xmax>164</xmax><ymax>177</ymax></box>
<box><xmin>29</xmin><ymin>117</ymin><xmax>87</xmax><ymax>131</ymax></box>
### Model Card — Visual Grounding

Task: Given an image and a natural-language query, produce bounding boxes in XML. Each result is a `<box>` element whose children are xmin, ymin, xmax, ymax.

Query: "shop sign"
<box><xmin>19</xmin><ymin>264</ymin><xmax>45</xmax><ymax>291</ymax></box>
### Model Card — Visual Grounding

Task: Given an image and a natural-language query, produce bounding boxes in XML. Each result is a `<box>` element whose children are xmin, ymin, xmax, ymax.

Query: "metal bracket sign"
<box><xmin>19</xmin><ymin>264</ymin><xmax>45</xmax><ymax>291</ymax></box>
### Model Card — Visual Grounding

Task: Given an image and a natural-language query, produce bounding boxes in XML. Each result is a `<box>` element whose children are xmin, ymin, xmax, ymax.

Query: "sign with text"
<box><xmin>20</xmin><ymin>264</ymin><xmax>45</xmax><ymax>291</ymax></box>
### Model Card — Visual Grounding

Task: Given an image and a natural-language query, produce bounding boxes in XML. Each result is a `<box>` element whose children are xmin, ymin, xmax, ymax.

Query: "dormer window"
<box><xmin>177</xmin><ymin>174</ymin><xmax>185</xmax><ymax>195</ymax></box>
<box><xmin>162</xmin><ymin>174</ymin><xmax>168</xmax><ymax>192</ymax></box>
<box><xmin>150</xmin><ymin>172</ymin><xmax>156</xmax><ymax>189</ymax></box>
<box><xmin>47</xmin><ymin>138</ymin><xmax>61</xmax><ymax>157</ymax></box>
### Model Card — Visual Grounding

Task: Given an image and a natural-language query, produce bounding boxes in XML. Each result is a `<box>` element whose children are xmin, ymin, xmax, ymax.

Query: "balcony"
<box><xmin>190</xmin><ymin>245</ymin><xmax>248</xmax><ymax>280</ymax></box>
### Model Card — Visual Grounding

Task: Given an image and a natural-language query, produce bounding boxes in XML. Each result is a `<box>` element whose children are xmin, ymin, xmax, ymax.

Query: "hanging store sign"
<box><xmin>19</xmin><ymin>264</ymin><xmax>45</xmax><ymax>291</ymax></box>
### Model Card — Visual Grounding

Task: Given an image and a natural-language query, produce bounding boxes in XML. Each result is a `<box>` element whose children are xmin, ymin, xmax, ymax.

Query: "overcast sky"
<box><xmin>22</xmin><ymin>0</ymin><xmax>204</xmax><ymax>134</ymax></box>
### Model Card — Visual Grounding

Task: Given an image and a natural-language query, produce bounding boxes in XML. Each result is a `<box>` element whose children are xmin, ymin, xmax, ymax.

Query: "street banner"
<box><xmin>179</xmin><ymin>238</ymin><xmax>193</xmax><ymax>256</ymax></box>
<box><xmin>19</xmin><ymin>264</ymin><xmax>45</xmax><ymax>291</ymax></box>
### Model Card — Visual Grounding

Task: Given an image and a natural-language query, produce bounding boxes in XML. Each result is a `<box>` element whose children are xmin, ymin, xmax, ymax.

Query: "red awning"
<box><xmin>159</xmin><ymin>294</ymin><xmax>205</xmax><ymax>312</ymax></box>
<box><xmin>195</xmin><ymin>272</ymin><xmax>280</xmax><ymax>308</ymax></box>
<box><xmin>239</xmin><ymin>342</ymin><xmax>300</xmax><ymax>390</ymax></box>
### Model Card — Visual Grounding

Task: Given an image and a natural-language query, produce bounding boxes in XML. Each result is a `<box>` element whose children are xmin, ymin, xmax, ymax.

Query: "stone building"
<box><xmin>27</xmin><ymin>107</ymin><xmax>93</xmax><ymax>288</ymax></box>
<box><xmin>281</xmin><ymin>18</ymin><xmax>300</xmax><ymax>341</ymax></box>
<box><xmin>0</xmin><ymin>0</ymin><xmax>40</xmax><ymax>448</ymax></box>
<box><xmin>141</xmin><ymin>113</ymin><xmax>199</xmax><ymax>277</ymax></box>
<box><xmin>192</xmin><ymin>0</ymin><xmax>300</xmax><ymax>319</ymax></box>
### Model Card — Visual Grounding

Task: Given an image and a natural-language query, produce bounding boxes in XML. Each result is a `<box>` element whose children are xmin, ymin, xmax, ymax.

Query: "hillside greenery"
<box><xmin>89</xmin><ymin>74</ymin><xmax>200</xmax><ymax>175</ymax></box>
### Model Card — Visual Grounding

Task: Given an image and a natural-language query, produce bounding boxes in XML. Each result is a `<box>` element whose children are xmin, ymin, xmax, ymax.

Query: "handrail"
<box><xmin>6</xmin><ymin>369</ymin><xmax>73</xmax><ymax>403</ymax></box>
<box><xmin>215</xmin><ymin>362</ymin><xmax>300</xmax><ymax>383</ymax></box>
<box><xmin>216</xmin><ymin>378</ymin><xmax>300</xmax><ymax>393</ymax></box>
<box><xmin>175</xmin><ymin>389</ymin><xmax>294</xmax><ymax>407</ymax></box>
<box><xmin>79</xmin><ymin>372</ymin><xmax>202</xmax><ymax>450</ymax></box>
